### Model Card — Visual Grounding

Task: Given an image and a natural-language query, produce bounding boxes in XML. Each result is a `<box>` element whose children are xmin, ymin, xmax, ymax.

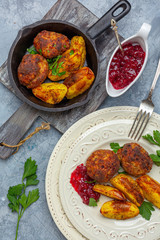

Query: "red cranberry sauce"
<box><xmin>109</xmin><ymin>43</ymin><xmax>145</xmax><ymax>89</ymax></box>
<box><xmin>70</xmin><ymin>164</ymin><xmax>100</xmax><ymax>205</ymax></box>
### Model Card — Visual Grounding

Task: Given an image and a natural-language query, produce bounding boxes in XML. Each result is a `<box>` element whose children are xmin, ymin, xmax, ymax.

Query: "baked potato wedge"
<box><xmin>63</xmin><ymin>67</ymin><xmax>95</xmax><ymax>99</ymax></box>
<box><xmin>136</xmin><ymin>175</ymin><xmax>160</xmax><ymax>208</ymax></box>
<box><xmin>48</xmin><ymin>48</ymin><xmax>81</xmax><ymax>81</ymax></box>
<box><xmin>32</xmin><ymin>82</ymin><xmax>67</xmax><ymax>104</ymax></box>
<box><xmin>100</xmin><ymin>200</ymin><xmax>139</xmax><ymax>220</ymax></box>
<box><xmin>93</xmin><ymin>184</ymin><xmax>126</xmax><ymax>201</ymax></box>
<box><xmin>110</xmin><ymin>174</ymin><xmax>144</xmax><ymax>207</ymax></box>
<box><xmin>70</xmin><ymin>36</ymin><xmax>86</xmax><ymax>68</ymax></box>
<box><xmin>48</xmin><ymin>36</ymin><xmax>86</xmax><ymax>81</ymax></box>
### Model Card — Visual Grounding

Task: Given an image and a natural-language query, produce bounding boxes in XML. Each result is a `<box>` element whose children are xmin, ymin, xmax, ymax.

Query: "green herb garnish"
<box><xmin>51</xmin><ymin>58</ymin><xmax>66</xmax><ymax>76</ymax></box>
<box><xmin>47</xmin><ymin>58</ymin><xmax>52</xmax><ymax>63</ymax></box>
<box><xmin>54</xmin><ymin>44</ymin><xmax>56</xmax><ymax>47</ymax></box>
<box><xmin>47</xmin><ymin>55</ymin><xmax>62</xmax><ymax>69</ymax></box>
<box><xmin>7</xmin><ymin>157</ymin><xmax>39</xmax><ymax>240</ymax></box>
<box><xmin>89</xmin><ymin>198</ymin><xmax>97</xmax><ymax>207</ymax></box>
<box><xmin>57</xmin><ymin>71</ymin><xmax>66</xmax><ymax>77</ymax></box>
<box><xmin>110</xmin><ymin>142</ymin><xmax>123</xmax><ymax>153</ymax></box>
<box><xmin>85</xmin><ymin>180</ymin><xmax>96</xmax><ymax>184</ymax></box>
<box><xmin>58</xmin><ymin>61</ymin><xmax>64</xmax><ymax>68</ymax></box>
<box><xmin>27</xmin><ymin>46</ymin><xmax>38</xmax><ymax>54</ymax></box>
<box><xmin>39</xmin><ymin>49</ymin><xmax>42</xmax><ymax>55</ymax></box>
<box><xmin>139</xmin><ymin>201</ymin><xmax>155</xmax><ymax>220</ymax></box>
<box><xmin>143</xmin><ymin>130</ymin><xmax>160</xmax><ymax>146</ymax></box>
<box><xmin>118</xmin><ymin>170</ymin><xmax>127</xmax><ymax>174</ymax></box>
<box><xmin>150</xmin><ymin>152</ymin><xmax>160</xmax><ymax>166</ymax></box>
<box><xmin>64</xmin><ymin>45</ymin><xmax>67</xmax><ymax>48</ymax></box>
<box><xmin>69</xmin><ymin>50</ymin><xmax>74</xmax><ymax>55</ymax></box>
<box><xmin>56</xmin><ymin>61</ymin><xmax>66</xmax><ymax>76</ymax></box>
<box><xmin>143</xmin><ymin>130</ymin><xmax>160</xmax><ymax>166</ymax></box>
<box><xmin>47</xmin><ymin>55</ymin><xmax>66</xmax><ymax>76</ymax></box>
<box><xmin>52</xmin><ymin>63</ymin><xmax>58</xmax><ymax>75</ymax></box>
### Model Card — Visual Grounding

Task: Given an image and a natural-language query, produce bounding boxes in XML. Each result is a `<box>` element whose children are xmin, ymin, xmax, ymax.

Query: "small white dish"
<box><xmin>106</xmin><ymin>23</ymin><xmax>151</xmax><ymax>97</ymax></box>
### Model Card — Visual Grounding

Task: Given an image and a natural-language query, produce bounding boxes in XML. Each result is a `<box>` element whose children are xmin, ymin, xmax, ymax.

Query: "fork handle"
<box><xmin>148</xmin><ymin>59</ymin><xmax>160</xmax><ymax>100</ymax></box>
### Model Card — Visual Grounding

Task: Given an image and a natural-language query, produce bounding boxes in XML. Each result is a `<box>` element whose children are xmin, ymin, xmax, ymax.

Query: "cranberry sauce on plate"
<box><xmin>70</xmin><ymin>164</ymin><xmax>100</xmax><ymax>205</ymax></box>
<box><xmin>109</xmin><ymin>43</ymin><xmax>145</xmax><ymax>90</ymax></box>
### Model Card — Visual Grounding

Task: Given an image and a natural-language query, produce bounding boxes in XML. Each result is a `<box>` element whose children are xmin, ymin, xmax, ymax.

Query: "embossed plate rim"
<box><xmin>45</xmin><ymin>106</ymin><xmax>160</xmax><ymax>240</ymax></box>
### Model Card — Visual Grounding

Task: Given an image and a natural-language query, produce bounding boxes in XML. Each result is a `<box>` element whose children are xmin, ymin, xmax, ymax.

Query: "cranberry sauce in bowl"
<box><xmin>109</xmin><ymin>43</ymin><xmax>145</xmax><ymax>90</ymax></box>
<box><xmin>106</xmin><ymin>23</ymin><xmax>151</xmax><ymax>97</ymax></box>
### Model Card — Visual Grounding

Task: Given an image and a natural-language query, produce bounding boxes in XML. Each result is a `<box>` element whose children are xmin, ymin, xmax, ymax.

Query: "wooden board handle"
<box><xmin>0</xmin><ymin>103</ymin><xmax>38</xmax><ymax>159</ymax></box>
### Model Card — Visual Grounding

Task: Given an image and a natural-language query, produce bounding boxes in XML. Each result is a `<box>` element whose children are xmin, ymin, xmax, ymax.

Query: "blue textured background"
<box><xmin>1</xmin><ymin>0</ymin><xmax>160</xmax><ymax>239</ymax></box>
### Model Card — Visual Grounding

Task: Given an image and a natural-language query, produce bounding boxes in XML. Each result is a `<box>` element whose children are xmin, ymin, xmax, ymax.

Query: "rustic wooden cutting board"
<box><xmin>0</xmin><ymin>0</ymin><xmax>124</xmax><ymax>159</ymax></box>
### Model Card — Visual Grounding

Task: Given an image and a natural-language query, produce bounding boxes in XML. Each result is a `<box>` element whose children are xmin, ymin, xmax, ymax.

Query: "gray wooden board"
<box><xmin>0</xmin><ymin>0</ymin><xmax>124</xmax><ymax>134</ymax></box>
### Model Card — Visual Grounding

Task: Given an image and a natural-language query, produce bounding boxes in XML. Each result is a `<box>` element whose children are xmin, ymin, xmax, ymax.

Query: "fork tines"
<box><xmin>128</xmin><ymin>58</ymin><xmax>160</xmax><ymax>141</ymax></box>
<box><xmin>128</xmin><ymin>100</ymin><xmax>154</xmax><ymax>141</ymax></box>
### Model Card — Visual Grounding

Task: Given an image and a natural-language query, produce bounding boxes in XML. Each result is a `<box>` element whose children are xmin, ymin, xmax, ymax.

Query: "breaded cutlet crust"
<box><xmin>86</xmin><ymin>149</ymin><xmax>120</xmax><ymax>183</ymax></box>
<box><xmin>18</xmin><ymin>54</ymin><xmax>48</xmax><ymax>89</ymax></box>
<box><xmin>117</xmin><ymin>143</ymin><xmax>153</xmax><ymax>176</ymax></box>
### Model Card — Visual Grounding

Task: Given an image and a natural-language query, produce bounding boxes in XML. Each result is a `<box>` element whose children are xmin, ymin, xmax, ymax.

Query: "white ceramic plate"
<box><xmin>45</xmin><ymin>107</ymin><xmax>160</xmax><ymax>240</ymax></box>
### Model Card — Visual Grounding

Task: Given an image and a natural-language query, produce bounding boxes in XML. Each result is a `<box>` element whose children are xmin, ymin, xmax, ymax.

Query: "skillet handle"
<box><xmin>0</xmin><ymin>103</ymin><xmax>38</xmax><ymax>159</ymax></box>
<box><xmin>86</xmin><ymin>0</ymin><xmax>131</xmax><ymax>39</ymax></box>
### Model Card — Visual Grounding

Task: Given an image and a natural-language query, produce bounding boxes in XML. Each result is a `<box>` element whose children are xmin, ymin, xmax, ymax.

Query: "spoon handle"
<box><xmin>111</xmin><ymin>19</ymin><xmax>124</xmax><ymax>55</ymax></box>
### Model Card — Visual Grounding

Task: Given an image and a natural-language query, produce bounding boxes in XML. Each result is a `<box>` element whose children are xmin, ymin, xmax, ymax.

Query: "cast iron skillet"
<box><xmin>8</xmin><ymin>0</ymin><xmax>131</xmax><ymax>112</ymax></box>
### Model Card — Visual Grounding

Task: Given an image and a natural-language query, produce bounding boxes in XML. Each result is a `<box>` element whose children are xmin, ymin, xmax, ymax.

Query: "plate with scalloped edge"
<box><xmin>58</xmin><ymin>118</ymin><xmax>160</xmax><ymax>240</ymax></box>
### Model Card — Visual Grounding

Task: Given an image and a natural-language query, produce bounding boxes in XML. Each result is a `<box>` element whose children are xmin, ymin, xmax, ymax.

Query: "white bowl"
<box><xmin>106</xmin><ymin>23</ymin><xmax>151</xmax><ymax>97</ymax></box>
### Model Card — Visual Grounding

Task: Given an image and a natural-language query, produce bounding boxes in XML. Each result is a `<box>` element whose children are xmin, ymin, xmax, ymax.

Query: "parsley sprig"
<box><xmin>150</xmin><ymin>151</ymin><xmax>160</xmax><ymax>166</ymax></box>
<box><xmin>69</xmin><ymin>49</ymin><xmax>74</xmax><ymax>55</ymax></box>
<box><xmin>85</xmin><ymin>180</ymin><xmax>96</xmax><ymax>184</ymax></box>
<box><xmin>143</xmin><ymin>130</ymin><xmax>160</xmax><ymax>146</ymax></box>
<box><xmin>143</xmin><ymin>130</ymin><xmax>160</xmax><ymax>166</ymax></box>
<box><xmin>38</xmin><ymin>48</ymin><xmax>42</xmax><ymax>55</ymax></box>
<box><xmin>27</xmin><ymin>46</ymin><xmax>38</xmax><ymax>54</ymax></box>
<box><xmin>89</xmin><ymin>198</ymin><xmax>98</xmax><ymax>206</ymax></box>
<box><xmin>27</xmin><ymin>46</ymin><xmax>42</xmax><ymax>55</ymax></box>
<box><xmin>7</xmin><ymin>157</ymin><xmax>39</xmax><ymax>240</ymax></box>
<box><xmin>47</xmin><ymin>55</ymin><xmax>66</xmax><ymax>77</ymax></box>
<box><xmin>47</xmin><ymin>55</ymin><xmax>62</xmax><ymax>69</ymax></box>
<box><xmin>139</xmin><ymin>201</ymin><xmax>155</xmax><ymax>220</ymax></box>
<box><xmin>110</xmin><ymin>142</ymin><xmax>123</xmax><ymax>153</ymax></box>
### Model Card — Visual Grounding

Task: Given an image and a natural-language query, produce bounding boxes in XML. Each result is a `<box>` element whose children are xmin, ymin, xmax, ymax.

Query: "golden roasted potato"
<box><xmin>48</xmin><ymin>36</ymin><xmax>86</xmax><ymax>81</ymax></box>
<box><xmin>48</xmin><ymin>48</ymin><xmax>81</xmax><ymax>81</ymax></box>
<box><xmin>33</xmin><ymin>30</ymin><xmax>70</xmax><ymax>58</ymax></box>
<box><xmin>136</xmin><ymin>175</ymin><xmax>160</xmax><ymax>208</ymax></box>
<box><xmin>63</xmin><ymin>67</ymin><xmax>95</xmax><ymax>99</ymax></box>
<box><xmin>32</xmin><ymin>82</ymin><xmax>67</xmax><ymax>104</ymax></box>
<box><xmin>110</xmin><ymin>174</ymin><xmax>144</xmax><ymax>207</ymax></box>
<box><xmin>93</xmin><ymin>184</ymin><xmax>126</xmax><ymax>201</ymax></box>
<box><xmin>100</xmin><ymin>200</ymin><xmax>139</xmax><ymax>220</ymax></box>
<box><xmin>70</xmin><ymin>36</ymin><xmax>86</xmax><ymax>68</ymax></box>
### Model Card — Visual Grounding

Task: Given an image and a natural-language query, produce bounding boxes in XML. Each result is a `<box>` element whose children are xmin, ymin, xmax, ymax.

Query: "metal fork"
<box><xmin>128</xmin><ymin>58</ymin><xmax>160</xmax><ymax>141</ymax></box>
